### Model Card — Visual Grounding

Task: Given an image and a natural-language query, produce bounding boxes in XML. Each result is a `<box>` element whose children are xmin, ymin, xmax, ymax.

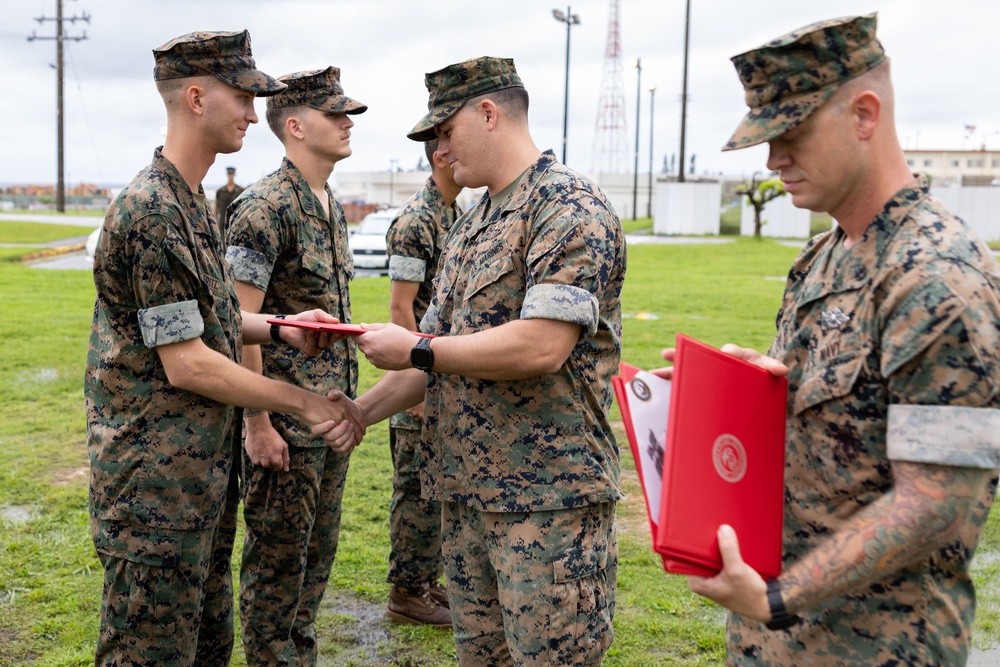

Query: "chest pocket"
<box><xmin>793</xmin><ymin>346</ymin><xmax>869</xmax><ymax>415</ymax></box>
<box><xmin>301</xmin><ymin>248</ymin><xmax>333</xmax><ymax>284</ymax></box>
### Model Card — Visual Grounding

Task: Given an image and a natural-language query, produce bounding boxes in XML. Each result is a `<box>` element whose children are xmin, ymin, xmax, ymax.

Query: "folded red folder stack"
<box><xmin>612</xmin><ymin>333</ymin><xmax>787</xmax><ymax>578</ymax></box>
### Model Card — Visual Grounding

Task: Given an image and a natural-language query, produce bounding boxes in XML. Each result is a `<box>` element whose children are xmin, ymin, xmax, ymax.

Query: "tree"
<box><xmin>736</xmin><ymin>172</ymin><xmax>786</xmax><ymax>239</ymax></box>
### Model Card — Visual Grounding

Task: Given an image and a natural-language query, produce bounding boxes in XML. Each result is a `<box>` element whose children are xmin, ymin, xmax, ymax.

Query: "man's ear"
<box><xmin>286</xmin><ymin>115</ymin><xmax>304</xmax><ymax>140</ymax></box>
<box><xmin>185</xmin><ymin>83</ymin><xmax>207</xmax><ymax>116</ymax></box>
<box><xmin>853</xmin><ymin>90</ymin><xmax>881</xmax><ymax>140</ymax></box>
<box><xmin>480</xmin><ymin>99</ymin><xmax>498</xmax><ymax>130</ymax></box>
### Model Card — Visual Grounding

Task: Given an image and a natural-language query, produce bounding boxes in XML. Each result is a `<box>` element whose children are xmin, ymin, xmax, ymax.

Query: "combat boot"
<box><xmin>387</xmin><ymin>586</ymin><xmax>452</xmax><ymax>627</ymax></box>
<box><xmin>427</xmin><ymin>581</ymin><xmax>450</xmax><ymax>609</ymax></box>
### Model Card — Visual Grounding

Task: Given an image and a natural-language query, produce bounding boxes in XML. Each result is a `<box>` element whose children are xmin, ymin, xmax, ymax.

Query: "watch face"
<box><xmin>410</xmin><ymin>338</ymin><xmax>434</xmax><ymax>371</ymax></box>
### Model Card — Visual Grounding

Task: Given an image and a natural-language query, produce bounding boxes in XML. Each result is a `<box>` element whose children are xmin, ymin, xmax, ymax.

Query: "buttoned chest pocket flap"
<box><xmin>793</xmin><ymin>345</ymin><xmax>870</xmax><ymax>415</ymax></box>
<box><xmin>464</xmin><ymin>245</ymin><xmax>522</xmax><ymax>301</ymax></box>
<box><xmin>300</xmin><ymin>248</ymin><xmax>334</xmax><ymax>284</ymax></box>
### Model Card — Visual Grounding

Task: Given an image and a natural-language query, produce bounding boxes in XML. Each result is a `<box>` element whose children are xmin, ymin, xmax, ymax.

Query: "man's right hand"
<box><xmin>301</xmin><ymin>389</ymin><xmax>366</xmax><ymax>450</ymax></box>
<box><xmin>244</xmin><ymin>413</ymin><xmax>290</xmax><ymax>471</ymax></box>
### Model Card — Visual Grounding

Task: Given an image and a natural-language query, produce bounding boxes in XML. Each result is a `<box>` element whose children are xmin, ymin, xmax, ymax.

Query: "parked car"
<box><xmin>85</xmin><ymin>226</ymin><xmax>101</xmax><ymax>268</ymax></box>
<box><xmin>348</xmin><ymin>208</ymin><xmax>398</xmax><ymax>270</ymax></box>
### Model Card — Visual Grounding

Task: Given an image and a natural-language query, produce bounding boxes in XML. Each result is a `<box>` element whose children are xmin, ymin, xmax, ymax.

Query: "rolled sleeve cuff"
<box><xmin>389</xmin><ymin>255</ymin><xmax>427</xmax><ymax>282</ymax></box>
<box><xmin>888</xmin><ymin>404</ymin><xmax>1000</xmax><ymax>469</ymax></box>
<box><xmin>521</xmin><ymin>284</ymin><xmax>600</xmax><ymax>336</ymax></box>
<box><xmin>225</xmin><ymin>245</ymin><xmax>272</xmax><ymax>291</ymax></box>
<box><xmin>138</xmin><ymin>300</ymin><xmax>205</xmax><ymax>348</ymax></box>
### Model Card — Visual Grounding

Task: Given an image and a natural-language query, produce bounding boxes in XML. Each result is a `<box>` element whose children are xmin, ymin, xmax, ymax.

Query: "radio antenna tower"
<box><xmin>591</xmin><ymin>0</ymin><xmax>628</xmax><ymax>175</ymax></box>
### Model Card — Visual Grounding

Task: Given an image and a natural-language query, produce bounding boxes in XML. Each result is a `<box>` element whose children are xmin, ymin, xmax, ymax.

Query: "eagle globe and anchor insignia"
<box><xmin>712</xmin><ymin>433</ymin><xmax>747</xmax><ymax>483</ymax></box>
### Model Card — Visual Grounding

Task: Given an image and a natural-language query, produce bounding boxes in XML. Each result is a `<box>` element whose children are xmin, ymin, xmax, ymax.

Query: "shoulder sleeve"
<box><xmin>226</xmin><ymin>195</ymin><xmax>284</xmax><ymax>290</ymax></box>
<box><xmin>521</xmin><ymin>189</ymin><xmax>623</xmax><ymax>336</ymax></box>
<box><xmin>883</xmin><ymin>259</ymin><xmax>1000</xmax><ymax>466</ymax></box>
<box><xmin>387</xmin><ymin>207</ymin><xmax>435</xmax><ymax>283</ymax></box>
<box><xmin>126</xmin><ymin>213</ymin><xmax>208</xmax><ymax>348</ymax></box>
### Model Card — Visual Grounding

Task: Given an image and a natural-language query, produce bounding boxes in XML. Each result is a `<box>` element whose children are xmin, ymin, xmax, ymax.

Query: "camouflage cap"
<box><xmin>407</xmin><ymin>56</ymin><xmax>523</xmax><ymax>142</ymax></box>
<box><xmin>723</xmin><ymin>13</ymin><xmax>886</xmax><ymax>151</ymax></box>
<box><xmin>267</xmin><ymin>66</ymin><xmax>367</xmax><ymax>114</ymax></box>
<box><xmin>153</xmin><ymin>30</ymin><xmax>286</xmax><ymax>97</ymax></box>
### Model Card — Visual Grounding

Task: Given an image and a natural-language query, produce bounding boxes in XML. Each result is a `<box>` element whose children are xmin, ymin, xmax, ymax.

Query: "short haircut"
<box><xmin>465</xmin><ymin>86</ymin><xmax>529</xmax><ymax>121</ymax></box>
<box><xmin>424</xmin><ymin>138</ymin><xmax>439</xmax><ymax>164</ymax></box>
<box><xmin>266</xmin><ymin>105</ymin><xmax>298</xmax><ymax>141</ymax></box>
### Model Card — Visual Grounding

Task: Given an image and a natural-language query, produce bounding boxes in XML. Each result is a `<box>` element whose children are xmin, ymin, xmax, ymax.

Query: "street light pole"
<box><xmin>552</xmin><ymin>6</ymin><xmax>580</xmax><ymax>165</ymax></box>
<box><xmin>647</xmin><ymin>84</ymin><xmax>656</xmax><ymax>219</ymax></box>
<box><xmin>632</xmin><ymin>57</ymin><xmax>641</xmax><ymax>221</ymax></box>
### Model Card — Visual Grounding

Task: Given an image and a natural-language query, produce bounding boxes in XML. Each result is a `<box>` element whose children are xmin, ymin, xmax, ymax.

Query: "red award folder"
<box><xmin>612</xmin><ymin>333</ymin><xmax>787</xmax><ymax>579</ymax></box>
<box><xmin>266</xmin><ymin>319</ymin><xmax>434</xmax><ymax>338</ymax></box>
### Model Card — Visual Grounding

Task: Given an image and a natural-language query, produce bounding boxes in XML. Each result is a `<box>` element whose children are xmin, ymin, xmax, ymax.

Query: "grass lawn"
<box><xmin>0</xmin><ymin>222</ymin><xmax>97</xmax><ymax>245</ymax></box>
<box><xmin>1</xmin><ymin>224</ymin><xmax>998</xmax><ymax>666</ymax></box>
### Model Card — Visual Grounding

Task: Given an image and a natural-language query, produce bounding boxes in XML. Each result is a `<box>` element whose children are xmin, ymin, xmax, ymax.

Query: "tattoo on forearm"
<box><xmin>780</xmin><ymin>461</ymin><xmax>991</xmax><ymax>615</ymax></box>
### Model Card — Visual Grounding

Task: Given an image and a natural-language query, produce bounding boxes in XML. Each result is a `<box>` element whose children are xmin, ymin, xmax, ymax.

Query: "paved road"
<box><xmin>0</xmin><ymin>212</ymin><xmax>102</xmax><ymax>228</ymax></box>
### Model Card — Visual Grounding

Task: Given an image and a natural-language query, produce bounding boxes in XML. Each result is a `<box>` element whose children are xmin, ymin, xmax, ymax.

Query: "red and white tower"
<box><xmin>591</xmin><ymin>0</ymin><xmax>628</xmax><ymax>174</ymax></box>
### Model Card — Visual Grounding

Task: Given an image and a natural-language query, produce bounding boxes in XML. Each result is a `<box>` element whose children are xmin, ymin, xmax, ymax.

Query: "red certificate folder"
<box><xmin>612</xmin><ymin>333</ymin><xmax>787</xmax><ymax>579</ymax></box>
<box><xmin>266</xmin><ymin>318</ymin><xmax>434</xmax><ymax>338</ymax></box>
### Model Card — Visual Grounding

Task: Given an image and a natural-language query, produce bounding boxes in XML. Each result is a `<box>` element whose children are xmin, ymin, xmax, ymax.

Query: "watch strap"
<box><xmin>270</xmin><ymin>314</ymin><xmax>286</xmax><ymax>343</ymax></box>
<box><xmin>765</xmin><ymin>578</ymin><xmax>800</xmax><ymax>630</ymax></box>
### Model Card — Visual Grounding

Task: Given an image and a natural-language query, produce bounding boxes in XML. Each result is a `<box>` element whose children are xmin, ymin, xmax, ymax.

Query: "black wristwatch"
<box><xmin>270</xmin><ymin>314</ymin><xmax>286</xmax><ymax>343</ymax></box>
<box><xmin>765</xmin><ymin>578</ymin><xmax>800</xmax><ymax>630</ymax></box>
<box><xmin>410</xmin><ymin>336</ymin><xmax>434</xmax><ymax>372</ymax></box>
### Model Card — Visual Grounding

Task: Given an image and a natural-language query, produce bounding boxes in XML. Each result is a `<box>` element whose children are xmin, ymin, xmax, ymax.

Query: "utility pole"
<box><xmin>28</xmin><ymin>0</ymin><xmax>90</xmax><ymax>213</ymax></box>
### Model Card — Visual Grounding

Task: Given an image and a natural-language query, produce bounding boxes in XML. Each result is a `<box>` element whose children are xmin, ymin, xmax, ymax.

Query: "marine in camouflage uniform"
<box><xmin>694</xmin><ymin>14</ymin><xmax>1000</xmax><ymax>665</ymax></box>
<box><xmin>355</xmin><ymin>56</ymin><xmax>626</xmax><ymax>666</ymax></box>
<box><xmin>225</xmin><ymin>66</ymin><xmax>365</xmax><ymax>667</ymax></box>
<box><xmin>86</xmin><ymin>30</ymin><xmax>286</xmax><ymax>667</ymax></box>
<box><xmin>384</xmin><ymin>143</ymin><xmax>462</xmax><ymax>625</ymax></box>
<box><xmin>215</xmin><ymin>166</ymin><xmax>244</xmax><ymax>236</ymax></box>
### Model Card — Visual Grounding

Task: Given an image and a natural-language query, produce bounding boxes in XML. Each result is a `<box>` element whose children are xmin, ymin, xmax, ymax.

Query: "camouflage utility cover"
<box><xmin>728</xmin><ymin>176</ymin><xmax>1000</xmax><ymax>665</ymax></box>
<box><xmin>226</xmin><ymin>157</ymin><xmax>358</xmax><ymax>446</ymax></box>
<box><xmin>418</xmin><ymin>151</ymin><xmax>626</xmax><ymax>511</ymax></box>
<box><xmin>407</xmin><ymin>56</ymin><xmax>523</xmax><ymax>142</ymax></box>
<box><xmin>86</xmin><ymin>147</ymin><xmax>243</xmax><ymax>532</ymax></box>
<box><xmin>153</xmin><ymin>29</ymin><xmax>286</xmax><ymax>96</ymax></box>
<box><xmin>724</xmin><ymin>14</ymin><xmax>886</xmax><ymax>151</ymax></box>
<box><xmin>267</xmin><ymin>65</ymin><xmax>367</xmax><ymax>114</ymax></box>
<box><xmin>386</xmin><ymin>175</ymin><xmax>460</xmax><ymax>431</ymax></box>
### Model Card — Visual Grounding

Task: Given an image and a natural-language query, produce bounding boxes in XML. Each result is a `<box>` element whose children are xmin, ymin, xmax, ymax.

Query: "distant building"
<box><xmin>904</xmin><ymin>148</ymin><xmax>1000</xmax><ymax>187</ymax></box>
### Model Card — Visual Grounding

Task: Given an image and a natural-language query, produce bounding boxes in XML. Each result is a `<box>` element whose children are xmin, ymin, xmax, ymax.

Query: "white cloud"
<box><xmin>3</xmin><ymin>0</ymin><xmax>999</xmax><ymax>190</ymax></box>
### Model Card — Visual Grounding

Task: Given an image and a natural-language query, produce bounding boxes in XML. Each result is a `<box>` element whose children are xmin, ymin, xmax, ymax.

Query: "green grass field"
<box><xmin>0</xmin><ymin>221</ymin><xmax>998</xmax><ymax>666</ymax></box>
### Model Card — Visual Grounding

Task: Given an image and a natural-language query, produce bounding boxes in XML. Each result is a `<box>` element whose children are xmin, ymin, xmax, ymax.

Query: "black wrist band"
<box><xmin>765</xmin><ymin>578</ymin><xmax>800</xmax><ymax>630</ymax></box>
<box><xmin>270</xmin><ymin>314</ymin><xmax>286</xmax><ymax>343</ymax></box>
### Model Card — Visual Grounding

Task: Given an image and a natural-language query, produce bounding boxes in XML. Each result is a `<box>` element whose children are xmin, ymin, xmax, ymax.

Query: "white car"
<box><xmin>85</xmin><ymin>226</ymin><xmax>102</xmax><ymax>268</ymax></box>
<box><xmin>349</xmin><ymin>208</ymin><xmax>398</xmax><ymax>270</ymax></box>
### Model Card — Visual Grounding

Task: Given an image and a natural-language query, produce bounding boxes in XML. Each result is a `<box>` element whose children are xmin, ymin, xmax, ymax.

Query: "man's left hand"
<box><xmin>355</xmin><ymin>322</ymin><xmax>421</xmax><ymax>370</ymax></box>
<box><xmin>282</xmin><ymin>309</ymin><xmax>351</xmax><ymax>355</ymax></box>
<box><xmin>686</xmin><ymin>524</ymin><xmax>771</xmax><ymax>623</ymax></box>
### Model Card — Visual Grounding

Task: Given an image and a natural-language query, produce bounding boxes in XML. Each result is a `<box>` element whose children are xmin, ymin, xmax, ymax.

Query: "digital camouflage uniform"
<box><xmin>420</xmin><ymin>149</ymin><xmax>626</xmax><ymax>666</ymax></box>
<box><xmin>728</xmin><ymin>177</ymin><xmax>1000</xmax><ymax>665</ymax></box>
<box><xmin>215</xmin><ymin>179</ymin><xmax>244</xmax><ymax>236</ymax></box>
<box><xmin>721</xmin><ymin>14</ymin><xmax>1000</xmax><ymax>666</ymax></box>
<box><xmin>385</xmin><ymin>175</ymin><xmax>460</xmax><ymax>589</ymax></box>
<box><xmin>225</xmin><ymin>65</ymin><xmax>365</xmax><ymax>667</ymax></box>
<box><xmin>226</xmin><ymin>158</ymin><xmax>356</xmax><ymax>666</ymax></box>
<box><xmin>85</xmin><ymin>30</ymin><xmax>285</xmax><ymax>667</ymax></box>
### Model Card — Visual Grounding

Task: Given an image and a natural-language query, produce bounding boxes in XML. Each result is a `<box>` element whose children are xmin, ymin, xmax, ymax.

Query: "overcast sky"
<box><xmin>3</xmin><ymin>0</ymin><xmax>1000</xmax><ymax>190</ymax></box>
